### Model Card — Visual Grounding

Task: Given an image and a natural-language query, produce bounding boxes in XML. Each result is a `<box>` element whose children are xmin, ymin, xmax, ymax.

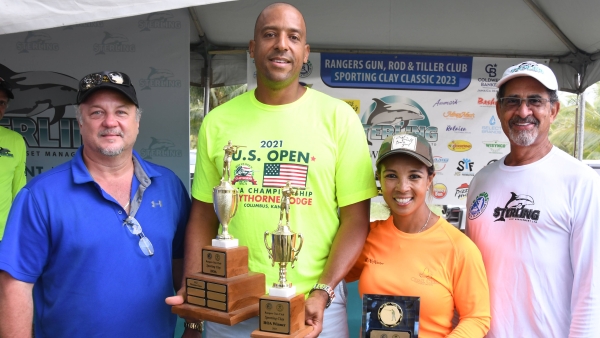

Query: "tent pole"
<box><xmin>575</xmin><ymin>92</ymin><xmax>585</xmax><ymax>160</ymax></box>
<box><xmin>203</xmin><ymin>54</ymin><xmax>211</xmax><ymax>117</ymax></box>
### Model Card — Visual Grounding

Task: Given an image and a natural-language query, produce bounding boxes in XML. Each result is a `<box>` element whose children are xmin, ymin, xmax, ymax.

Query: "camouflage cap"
<box><xmin>376</xmin><ymin>132</ymin><xmax>433</xmax><ymax>167</ymax></box>
<box><xmin>0</xmin><ymin>77</ymin><xmax>14</xmax><ymax>99</ymax></box>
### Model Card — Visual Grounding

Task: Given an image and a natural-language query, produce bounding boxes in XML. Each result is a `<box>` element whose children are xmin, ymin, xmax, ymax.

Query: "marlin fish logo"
<box><xmin>18</xmin><ymin>32</ymin><xmax>55</xmax><ymax>54</ymax></box>
<box><xmin>141</xmin><ymin>67</ymin><xmax>173</xmax><ymax>90</ymax></box>
<box><xmin>365</xmin><ymin>98</ymin><xmax>424</xmax><ymax>145</ymax></box>
<box><xmin>143</xmin><ymin>137</ymin><xmax>175</xmax><ymax>159</ymax></box>
<box><xmin>0</xmin><ymin>64</ymin><xmax>78</xmax><ymax>124</ymax></box>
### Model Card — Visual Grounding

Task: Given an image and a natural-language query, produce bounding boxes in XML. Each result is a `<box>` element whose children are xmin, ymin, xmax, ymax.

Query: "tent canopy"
<box><xmin>4</xmin><ymin>0</ymin><xmax>600</xmax><ymax>92</ymax></box>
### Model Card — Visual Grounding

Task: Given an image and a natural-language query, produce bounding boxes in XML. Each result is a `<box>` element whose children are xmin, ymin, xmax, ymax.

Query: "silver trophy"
<box><xmin>213</xmin><ymin>141</ymin><xmax>243</xmax><ymax>242</ymax></box>
<box><xmin>264</xmin><ymin>181</ymin><xmax>304</xmax><ymax>294</ymax></box>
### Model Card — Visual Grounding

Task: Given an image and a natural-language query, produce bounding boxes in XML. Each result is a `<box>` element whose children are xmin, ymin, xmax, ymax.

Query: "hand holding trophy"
<box><xmin>252</xmin><ymin>181</ymin><xmax>312</xmax><ymax>337</ymax></box>
<box><xmin>172</xmin><ymin>141</ymin><xmax>265</xmax><ymax>325</ymax></box>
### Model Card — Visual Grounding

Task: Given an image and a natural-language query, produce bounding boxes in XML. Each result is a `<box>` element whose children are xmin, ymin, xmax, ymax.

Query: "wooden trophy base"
<box><xmin>250</xmin><ymin>293</ymin><xmax>313</xmax><ymax>337</ymax></box>
<box><xmin>171</xmin><ymin>245</ymin><xmax>266</xmax><ymax>326</ymax></box>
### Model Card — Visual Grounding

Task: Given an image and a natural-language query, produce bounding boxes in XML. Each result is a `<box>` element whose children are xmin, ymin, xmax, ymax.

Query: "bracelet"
<box><xmin>184</xmin><ymin>321</ymin><xmax>204</xmax><ymax>332</ymax></box>
<box><xmin>310</xmin><ymin>283</ymin><xmax>335</xmax><ymax>308</ymax></box>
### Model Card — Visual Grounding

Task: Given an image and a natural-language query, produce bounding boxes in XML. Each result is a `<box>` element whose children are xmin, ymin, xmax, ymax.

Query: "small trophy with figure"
<box><xmin>251</xmin><ymin>182</ymin><xmax>312</xmax><ymax>337</ymax></box>
<box><xmin>172</xmin><ymin>141</ymin><xmax>265</xmax><ymax>326</ymax></box>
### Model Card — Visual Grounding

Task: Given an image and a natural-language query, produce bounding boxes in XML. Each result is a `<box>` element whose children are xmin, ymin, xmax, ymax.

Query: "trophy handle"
<box><xmin>231</xmin><ymin>188</ymin><xmax>239</xmax><ymax>218</ymax></box>
<box><xmin>291</xmin><ymin>233</ymin><xmax>303</xmax><ymax>269</ymax></box>
<box><xmin>264</xmin><ymin>231</ymin><xmax>275</xmax><ymax>267</ymax></box>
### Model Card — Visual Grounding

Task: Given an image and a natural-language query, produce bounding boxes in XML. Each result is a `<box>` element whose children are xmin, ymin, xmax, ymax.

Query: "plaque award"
<box><xmin>172</xmin><ymin>141</ymin><xmax>265</xmax><ymax>325</ymax></box>
<box><xmin>362</xmin><ymin>294</ymin><xmax>421</xmax><ymax>338</ymax></box>
<box><xmin>251</xmin><ymin>182</ymin><xmax>312</xmax><ymax>338</ymax></box>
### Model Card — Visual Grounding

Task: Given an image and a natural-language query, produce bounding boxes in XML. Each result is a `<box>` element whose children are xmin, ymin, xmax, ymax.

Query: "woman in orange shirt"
<box><xmin>347</xmin><ymin>132</ymin><xmax>490</xmax><ymax>337</ymax></box>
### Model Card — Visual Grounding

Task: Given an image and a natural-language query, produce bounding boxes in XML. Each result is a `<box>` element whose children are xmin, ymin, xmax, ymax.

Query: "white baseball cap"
<box><xmin>496</xmin><ymin>61</ymin><xmax>558</xmax><ymax>91</ymax></box>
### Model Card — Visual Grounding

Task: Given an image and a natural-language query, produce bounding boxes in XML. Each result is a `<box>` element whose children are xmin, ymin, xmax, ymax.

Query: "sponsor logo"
<box><xmin>493</xmin><ymin>192</ymin><xmax>540</xmax><ymax>223</ymax></box>
<box><xmin>93</xmin><ymin>31</ymin><xmax>136</xmax><ymax>55</ymax></box>
<box><xmin>362</xmin><ymin>96</ymin><xmax>438</xmax><ymax>152</ymax></box>
<box><xmin>138</xmin><ymin>12</ymin><xmax>182</xmax><ymax>31</ymax></box>
<box><xmin>139</xmin><ymin>67</ymin><xmax>182</xmax><ymax>90</ymax></box>
<box><xmin>510</xmin><ymin>61</ymin><xmax>546</xmax><ymax>75</ymax></box>
<box><xmin>432</xmin><ymin>98</ymin><xmax>459</xmax><ymax>107</ymax></box>
<box><xmin>455</xmin><ymin>158</ymin><xmax>475</xmax><ymax>176</ymax></box>
<box><xmin>433</xmin><ymin>156</ymin><xmax>449</xmax><ymax>172</ymax></box>
<box><xmin>232</xmin><ymin>163</ymin><xmax>258</xmax><ymax>185</ymax></box>
<box><xmin>446</xmin><ymin>125</ymin><xmax>470</xmax><ymax>134</ymax></box>
<box><xmin>16</xmin><ymin>32</ymin><xmax>59</xmax><ymax>53</ymax></box>
<box><xmin>140</xmin><ymin>137</ymin><xmax>183</xmax><ymax>159</ymax></box>
<box><xmin>433</xmin><ymin>183</ymin><xmax>447</xmax><ymax>199</ymax></box>
<box><xmin>478</xmin><ymin>97</ymin><xmax>496</xmax><ymax>106</ymax></box>
<box><xmin>477</xmin><ymin>64</ymin><xmax>499</xmax><ymax>92</ymax></box>
<box><xmin>482</xmin><ymin>115</ymin><xmax>503</xmax><ymax>134</ymax></box>
<box><xmin>443</xmin><ymin>111</ymin><xmax>474</xmax><ymax>119</ymax></box>
<box><xmin>300</xmin><ymin>60</ymin><xmax>313</xmax><ymax>78</ymax></box>
<box><xmin>482</xmin><ymin>140</ymin><xmax>508</xmax><ymax>154</ymax></box>
<box><xmin>448</xmin><ymin>140</ymin><xmax>472</xmax><ymax>152</ymax></box>
<box><xmin>411</xmin><ymin>268</ymin><xmax>437</xmax><ymax>286</ymax></box>
<box><xmin>455</xmin><ymin>183</ymin><xmax>469</xmax><ymax>200</ymax></box>
<box><xmin>342</xmin><ymin>99</ymin><xmax>360</xmax><ymax>114</ymax></box>
<box><xmin>485</xmin><ymin>64</ymin><xmax>497</xmax><ymax>77</ymax></box>
<box><xmin>468</xmin><ymin>192</ymin><xmax>489</xmax><ymax>220</ymax></box>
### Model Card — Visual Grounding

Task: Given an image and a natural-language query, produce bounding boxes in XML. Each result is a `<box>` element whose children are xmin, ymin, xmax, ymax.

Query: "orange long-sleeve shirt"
<box><xmin>347</xmin><ymin>216</ymin><xmax>490</xmax><ymax>337</ymax></box>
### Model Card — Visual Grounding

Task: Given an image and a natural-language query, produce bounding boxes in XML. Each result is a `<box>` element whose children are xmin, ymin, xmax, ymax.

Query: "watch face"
<box><xmin>377</xmin><ymin>302</ymin><xmax>403</xmax><ymax>328</ymax></box>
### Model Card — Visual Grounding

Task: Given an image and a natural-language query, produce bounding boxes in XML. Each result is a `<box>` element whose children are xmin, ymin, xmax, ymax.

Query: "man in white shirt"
<box><xmin>466</xmin><ymin>61</ymin><xmax>600</xmax><ymax>337</ymax></box>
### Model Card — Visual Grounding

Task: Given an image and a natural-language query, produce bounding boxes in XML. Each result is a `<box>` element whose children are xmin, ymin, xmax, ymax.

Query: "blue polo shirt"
<box><xmin>0</xmin><ymin>148</ymin><xmax>190</xmax><ymax>338</ymax></box>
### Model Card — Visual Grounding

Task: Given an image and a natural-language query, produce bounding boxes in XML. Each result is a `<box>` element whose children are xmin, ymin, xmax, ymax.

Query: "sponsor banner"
<box><xmin>249</xmin><ymin>54</ymin><xmax>547</xmax><ymax>204</ymax></box>
<box><xmin>0</xmin><ymin>9</ymin><xmax>191</xmax><ymax>190</ymax></box>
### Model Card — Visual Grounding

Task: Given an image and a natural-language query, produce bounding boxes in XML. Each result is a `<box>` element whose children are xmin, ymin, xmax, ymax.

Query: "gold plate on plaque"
<box><xmin>207</xmin><ymin>300</ymin><xmax>227</xmax><ymax>311</ymax></box>
<box><xmin>207</xmin><ymin>291</ymin><xmax>227</xmax><ymax>302</ymax></box>
<box><xmin>186</xmin><ymin>278</ymin><xmax>205</xmax><ymax>289</ymax></box>
<box><xmin>259</xmin><ymin>299</ymin><xmax>290</xmax><ymax>334</ymax></box>
<box><xmin>369</xmin><ymin>330</ymin><xmax>411</xmax><ymax>338</ymax></box>
<box><xmin>188</xmin><ymin>296</ymin><xmax>206</xmax><ymax>307</ymax></box>
<box><xmin>207</xmin><ymin>282</ymin><xmax>227</xmax><ymax>293</ymax></box>
<box><xmin>378</xmin><ymin>302</ymin><xmax>403</xmax><ymax>328</ymax></box>
<box><xmin>203</xmin><ymin>249</ymin><xmax>226</xmax><ymax>277</ymax></box>
<box><xmin>187</xmin><ymin>288</ymin><xmax>206</xmax><ymax>298</ymax></box>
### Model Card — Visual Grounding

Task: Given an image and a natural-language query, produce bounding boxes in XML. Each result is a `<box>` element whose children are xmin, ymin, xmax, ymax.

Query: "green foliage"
<box><xmin>549</xmin><ymin>83</ymin><xmax>600</xmax><ymax>159</ymax></box>
<box><xmin>189</xmin><ymin>84</ymin><xmax>248</xmax><ymax>149</ymax></box>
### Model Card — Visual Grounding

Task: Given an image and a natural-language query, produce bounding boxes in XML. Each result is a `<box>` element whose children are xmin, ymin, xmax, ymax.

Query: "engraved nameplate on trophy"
<box><xmin>251</xmin><ymin>182</ymin><xmax>312</xmax><ymax>338</ymax></box>
<box><xmin>362</xmin><ymin>294</ymin><xmax>421</xmax><ymax>338</ymax></box>
<box><xmin>172</xmin><ymin>141</ymin><xmax>265</xmax><ymax>326</ymax></box>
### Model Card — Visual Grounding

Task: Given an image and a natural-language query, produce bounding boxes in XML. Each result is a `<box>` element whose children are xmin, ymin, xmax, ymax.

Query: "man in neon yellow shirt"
<box><xmin>0</xmin><ymin>78</ymin><xmax>26</xmax><ymax>240</ymax></box>
<box><xmin>167</xmin><ymin>3</ymin><xmax>377</xmax><ymax>337</ymax></box>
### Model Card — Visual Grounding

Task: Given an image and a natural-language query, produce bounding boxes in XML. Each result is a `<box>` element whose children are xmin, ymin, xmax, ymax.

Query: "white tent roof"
<box><xmin>3</xmin><ymin>0</ymin><xmax>600</xmax><ymax>92</ymax></box>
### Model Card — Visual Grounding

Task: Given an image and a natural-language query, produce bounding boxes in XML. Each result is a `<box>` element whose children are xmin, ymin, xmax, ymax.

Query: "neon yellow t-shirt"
<box><xmin>192</xmin><ymin>88</ymin><xmax>377</xmax><ymax>295</ymax></box>
<box><xmin>0</xmin><ymin>126</ymin><xmax>26</xmax><ymax>239</ymax></box>
<box><xmin>347</xmin><ymin>217</ymin><xmax>490</xmax><ymax>337</ymax></box>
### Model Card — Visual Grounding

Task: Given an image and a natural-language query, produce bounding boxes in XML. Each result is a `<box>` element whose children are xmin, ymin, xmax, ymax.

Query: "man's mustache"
<box><xmin>99</xmin><ymin>129</ymin><xmax>124</xmax><ymax>137</ymax></box>
<box><xmin>509</xmin><ymin>116</ymin><xmax>539</xmax><ymax>127</ymax></box>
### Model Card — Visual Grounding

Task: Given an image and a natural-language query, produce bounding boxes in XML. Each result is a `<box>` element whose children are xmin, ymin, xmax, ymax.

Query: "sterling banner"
<box><xmin>0</xmin><ymin>9</ymin><xmax>190</xmax><ymax>190</ymax></box>
<box><xmin>248</xmin><ymin>53</ymin><xmax>547</xmax><ymax>206</ymax></box>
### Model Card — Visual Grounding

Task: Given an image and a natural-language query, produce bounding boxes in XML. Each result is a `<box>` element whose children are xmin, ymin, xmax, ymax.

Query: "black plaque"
<box><xmin>362</xmin><ymin>294</ymin><xmax>420</xmax><ymax>338</ymax></box>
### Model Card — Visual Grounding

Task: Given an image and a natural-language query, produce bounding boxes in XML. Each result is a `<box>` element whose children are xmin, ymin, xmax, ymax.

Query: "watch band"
<box><xmin>184</xmin><ymin>321</ymin><xmax>204</xmax><ymax>332</ymax></box>
<box><xmin>310</xmin><ymin>283</ymin><xmax>335</xmax><ymax>308</ymax></box>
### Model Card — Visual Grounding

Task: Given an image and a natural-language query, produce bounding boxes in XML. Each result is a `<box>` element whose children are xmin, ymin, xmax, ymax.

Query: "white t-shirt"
<box><xmin>466</xmin><ymin>146</ymin><xmax>600</xmax><ymax>337</ymax></box>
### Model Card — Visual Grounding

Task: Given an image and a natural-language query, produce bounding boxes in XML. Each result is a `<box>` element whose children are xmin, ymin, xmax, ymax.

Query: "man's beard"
<box><xmin>99</xmin><ymin>129</ymin><xmax>124</xmax><ymax>156</ymax></box>
<box><xmin>508</xmin><ymin>116</ymin><xmax>539</xmax><ymax>146</ymax></box>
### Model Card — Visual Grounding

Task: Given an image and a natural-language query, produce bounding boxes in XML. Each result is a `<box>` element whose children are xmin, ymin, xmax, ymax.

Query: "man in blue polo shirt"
<box><xmin>0</xmin><ymin>71</ymin><xmax>190</xmax><ymax>337</ymax></box>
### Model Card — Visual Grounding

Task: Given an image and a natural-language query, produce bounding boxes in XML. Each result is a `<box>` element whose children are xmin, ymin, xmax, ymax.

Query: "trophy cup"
<box><xmin>362</xmin><ymin>294</ymin><xmax>421</xmax><ymax>338</ymax></box>
<box><xmin>172</xmin><ymin>141</ymin><xmax>265</xmax><ymax>325</ymax></box>
<box><xmin>251</xmin><ymin>182</ymin><xmax>313</xmax><ymax>338</ymax></box>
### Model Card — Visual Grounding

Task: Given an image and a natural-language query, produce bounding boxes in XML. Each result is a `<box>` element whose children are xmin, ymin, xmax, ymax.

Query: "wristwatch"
<box><xmin>310</xmin><ymin>283</ymin><xmax>335</xmax><ymax>308</ymax></box>
<box><xmin>184</xmin><ymin>321</ymin><xmax>204</xmax><ymax>332</ymax></box>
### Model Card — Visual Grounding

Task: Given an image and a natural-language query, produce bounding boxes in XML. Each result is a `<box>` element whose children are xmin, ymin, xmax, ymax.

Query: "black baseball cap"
<box><xmin>0</xmin><ymin>77</ymin><xmax>14</xmax><ymax>99</ymax></box>
<box><xmin>376</xmin><ymin>132</ymin><xmax>434</xmax><ymax>167</ymax></box>
<box><xmin>77</xmin><ymin>71</ymin><xmax>138</xmax><ymax>107</ymax></box>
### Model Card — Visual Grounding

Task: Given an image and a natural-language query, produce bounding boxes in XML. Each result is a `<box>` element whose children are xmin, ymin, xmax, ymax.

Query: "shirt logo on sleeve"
<box><xmin>0</xmin><ymin>147</ymin><xmax>14</xmax><ymax>158</ymax></box>
<box><xmin>468</xmin><ymin>192</ymin><xmax>489</xmax><ymax>220</ymax></box>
